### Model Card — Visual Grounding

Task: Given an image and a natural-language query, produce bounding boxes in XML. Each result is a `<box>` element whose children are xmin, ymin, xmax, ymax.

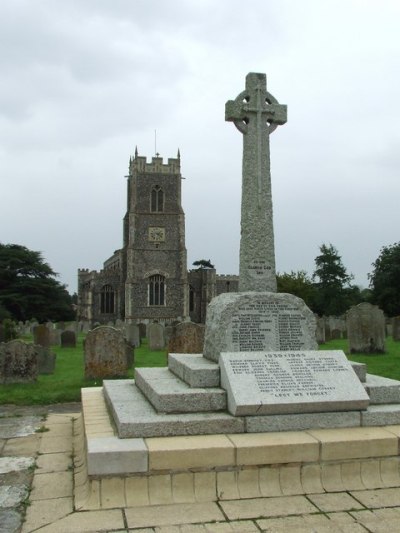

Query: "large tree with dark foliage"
<box><xmin>0</xmin><ymin>243</ymin><xmax>75</xmax><ymax>322</ymax></box>
<box><xmin>312</xmin><ymin>243</ymin><xmax>360</xmax><ymax>316</ymax></box>
<box><xmin>277</xmin><ymin>270</ymin><xmax>317</xmax><ymax>310</ymax></box>
<box><xmin>368</xmin><ymin>242</ymin><xmax>400</xmax><ymax>317</ymax></box>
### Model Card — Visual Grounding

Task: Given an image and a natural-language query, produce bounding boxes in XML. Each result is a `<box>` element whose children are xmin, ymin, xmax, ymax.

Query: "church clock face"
<box><xmin>148</xmin><ymin>226</ymin><xmax>165</xmax><ymax>242</ymax></box>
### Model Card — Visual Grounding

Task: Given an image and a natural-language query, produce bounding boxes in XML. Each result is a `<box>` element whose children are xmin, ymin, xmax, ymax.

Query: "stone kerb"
<box><xmin>203</xmin><ymin>292</ymin><xmax>317</xmax><ymax>362</ymax></box>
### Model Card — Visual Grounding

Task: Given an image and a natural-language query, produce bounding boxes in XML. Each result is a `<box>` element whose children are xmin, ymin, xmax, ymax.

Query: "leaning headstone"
<box><xmin>168</xmin><ymin>322</ymin><xmax>205</xmax><ymax>354</ymax></box>
<box><xmin>84</xmin><ymin>326</ymin><xmax>132</xmax><ymax>379</ymax></box>
<box><xmin>204</xmin><ymin>293</ymin><xmax>317</xmax><ymax>362</ymax></box>
<box><xmin>33</xmin><ymin>324</ymin><xmax>51</xmax><ymax>348</ymax></box>
<box><xmin>148</xmin><ymin>323</ymin><xmax>165</xmax><ymax>350</ymax></box>
<box><xmin>61</xmin><ymin>330</ymin><xmax>76</xmax><ymax>348</ymax></box>
<box><xmin>36</xmin><ymin>346</ymin><xmax>56</xmax><ymax>374</ymax></box>
<box><xmin>0</xmin><ymin>340</ymin><xmax>38</xmax><ymax>384</ymax></box>
<box><xmin>125</xmin><ymin>323</ymin><xmax>140</xmax><ymax>348</ymax></box>
<box><xmin>392</xmin><ymin>316</ymin><xmax>400</xmax><ymax>341</ymax></box>
<box><xmin>346</xmin><ymin>302</ymin><xmax>386</xmax><ymax>354</ymax></box>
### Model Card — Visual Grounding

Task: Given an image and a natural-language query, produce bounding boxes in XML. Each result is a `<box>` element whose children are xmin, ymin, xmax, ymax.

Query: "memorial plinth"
<box><xmin>220</xmin><ymin>350</ymin><xmax>370</xmax><ymax>416</ymax></box>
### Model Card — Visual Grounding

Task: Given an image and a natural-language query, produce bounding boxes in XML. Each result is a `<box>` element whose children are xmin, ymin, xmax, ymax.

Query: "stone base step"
<box><xmin>168</xmin><ymin>353</ymin><xmax>220</xmax><ymax>387</ymax></box>
<box><xmin>365</xmin><ymin>374</ymin><xmax>400</xmax><ymax>404</ymax></box>
<box><xmin>103</xmin><ymin>379</ymin><xmax>242</xmax><ymax>438</ymax></box>
<box><xmin>135</xmin><ymin>367</ymin><xmax>226</xmax><ymax>413</ymax></box>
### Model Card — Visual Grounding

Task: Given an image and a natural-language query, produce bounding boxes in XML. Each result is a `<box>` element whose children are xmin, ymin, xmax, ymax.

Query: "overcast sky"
<box><xmin>1</xmin><ymin>0</ymin><xmax>399</xmax><ymax>294</ymax></box>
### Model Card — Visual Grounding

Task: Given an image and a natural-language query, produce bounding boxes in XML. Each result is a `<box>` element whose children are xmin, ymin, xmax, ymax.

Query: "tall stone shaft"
<box><xmin>225</xmin><ymin>73</ymin><xmax>287</xmax><ymax>292</ymax></box>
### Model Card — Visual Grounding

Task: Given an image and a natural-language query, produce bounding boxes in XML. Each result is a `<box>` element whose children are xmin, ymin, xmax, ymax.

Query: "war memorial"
<box><xmin>75</xmin><ymin>73</ymin><xmax>400</xmax><ymax>512</ymax></box>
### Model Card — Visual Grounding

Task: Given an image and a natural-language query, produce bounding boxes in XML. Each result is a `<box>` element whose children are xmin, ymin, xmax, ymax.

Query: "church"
<box><xmin>77</xmin><ymin>149</ymin><xmax>238</xmax><ymax>326</ymax></box>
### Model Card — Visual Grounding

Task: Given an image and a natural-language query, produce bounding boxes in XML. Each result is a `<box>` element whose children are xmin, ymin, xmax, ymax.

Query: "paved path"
<box><xmin>2</xmin><ymin>405</ymin><xmax>400</xmax><ymax>532</ymax></box>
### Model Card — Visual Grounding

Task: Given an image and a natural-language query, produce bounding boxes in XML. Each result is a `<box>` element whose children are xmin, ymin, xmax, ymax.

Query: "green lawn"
<box><xmin>0</xmin><ymin>334</ymin><xmax>399</xmax><ymax>405</ymax></box>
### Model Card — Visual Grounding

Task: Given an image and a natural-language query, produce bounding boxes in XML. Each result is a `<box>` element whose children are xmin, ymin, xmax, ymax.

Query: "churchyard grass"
<box><xmin>320</xmin><ymin>337</ymin><xmax>400</xmax><ymax>381</ymax></box>
<box><xmin>0</xmin><ymin>334</ymin><xmax>167</xmax><ymax>405</ymax></box>
<box><xmin>0</xmin><ymin>334</ymin><xmax>399</xmax><ymax>405</ymax></box>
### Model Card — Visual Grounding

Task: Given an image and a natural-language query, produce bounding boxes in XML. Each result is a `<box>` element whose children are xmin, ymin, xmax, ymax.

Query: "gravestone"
<box><xmin>138</xmin><ymin>323</ymin><xmax>147</xmax><ymax>339</ymax></box>
<box><xmin>168</xmin><ymin>322</ymin><xmax>205</xmax><ymax>354</ymax></box>
<box><xmin>50</xmin><ymin>329</ymin><xmax>61</xmax><ymax>346</ymax></box>
<box><xmin>36</xmin><ymin>346</ymin><xmax>56</xmax><ymax>374</ymax></box>
<box><xmin>84</xmin><ymin>326</ymin><xmax>132</xmax><ymax>379</ymax></box>
<box><xmin>125</xmin><ymin>323</ymin><xmax>140</xmax><ymax>348</ymax></box>
<box><xmin>61</xmin><ymin>330</ymin><xmax>76</xmax><ymax>348</ymax></box>
<box><xmin>392</xmin><ymin>316</ymin><xmax>400</xmax><ymax>341</ymax></box>
<box><xmin>315</xmin><ymin>316</ymin><xmax>325</xmax><ymax>344</ymax></box>
<box><xmin>346</xmin><ymin>302</ymin><xmax>386</xmax><ymax>354</ymax></box>
<box><xmin>33</xmin><ymin>324</ymin><xmax>51</xmax><ymax>348</ymax></box>
<box><xmin>148</xmin><ymin>322</ymin><xmax>165</xmax><ymax>350</ymax></box>
<box><xmin>0</xmin><ymin>340</ymin><xmax>38</xmax><ymax>384</ymax></box>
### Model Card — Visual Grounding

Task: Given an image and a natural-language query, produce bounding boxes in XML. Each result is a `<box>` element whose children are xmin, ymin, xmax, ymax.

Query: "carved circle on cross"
<box><xmin>232</xmin><ymin>90</ymin><xmax>281</xmax><ymax>135</ymax></box>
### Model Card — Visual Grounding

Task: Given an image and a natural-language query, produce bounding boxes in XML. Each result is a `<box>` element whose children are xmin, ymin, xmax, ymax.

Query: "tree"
<box><xmin>312</xmin><ymin>243</ymin><xmax>356</xmax><ymax>316</ymax></box>
<box><xmin>192</xmin><ymin>259</ymin><xmax>215</xmax><ymax>269</ymax></box>
<box><xmin>0</xmin><ymin>243</ymin><xmax>75</xmax><ymax>322</ymax></box>
<box><xmin>368</xmin><ymin>242</ymin><xmax>400</xmax><ymax>316</ymax></box>
<box><xmin>277</xmin><ymin>270</ymin><xmax>317</xmax><ymax>310</ymax></box>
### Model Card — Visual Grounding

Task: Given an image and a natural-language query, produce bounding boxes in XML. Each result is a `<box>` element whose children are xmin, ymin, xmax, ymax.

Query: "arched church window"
<box><xmin>149</xmin><ymin>275</ymin><xmax>165</xmax><ymax>306</ymax></box>
<box><xmin>100</xmin><ymin>285</ymin><xmax>115</xmax><ymax>314</ymax></box>
<box><xmin>151</xmin><ymin>186</ymin><xmax>164</xmax><ymax>212</ymax></box>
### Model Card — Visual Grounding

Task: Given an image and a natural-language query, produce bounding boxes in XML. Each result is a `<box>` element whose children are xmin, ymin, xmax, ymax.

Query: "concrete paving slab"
<box><xmin>0</xmin><ymin>416</ymin><xmax>42</xmax><ymax>438</ymax></box>
<box><xmin>307</xmin><ymin>492</ymin><xmax>365</xmax><ymax>512</ymax></box>
<box><xmin>0</xmin><ymin>456</ymin><xmax>35</xmax><ymax>474</ymax></box>
<box><xmin>125</xmin><ymin>502</ymin><xmax>224</xmax><ymax>529</ymax></box>
<box><xmin>219</xmin><ymin>495</ymin><xmax>318</xmax><ymax>520</ymax></box>
<box><xmin>0</xmin><ymin>508</ymin><xmax>21</xmax><ymax>533</ymax></box>
<box><xmin>350</xmin><ymin>487</ymin><xmax>400</xmax><ymax>509</ymax></box>
<box><xmin>31</xmin><ymin>508</ymin><xmax>125</xmax><ymax>532</ymax></box>
<box><xmin>39</xmin><ymin>435</ymin><xmax>73</xmax><ymax>453</ymax></box>
<box><xmin>3</xmin><ymin>435</ymin><xmax>40</xmax><ymax>456</ymax></box>
<box><xmin>21</xmin><ymin>497</ymin><xmax>73</xmax><ymax>532</ymax></box>
<box><xmin>30</xmin><ymin>471</ymin><xmax>73</xmax><ymax>500</ymax></box>
<box><xmin>36</xmin><ymin>452</ymin><xmax>72</xmax><ymax>473</ymax></box>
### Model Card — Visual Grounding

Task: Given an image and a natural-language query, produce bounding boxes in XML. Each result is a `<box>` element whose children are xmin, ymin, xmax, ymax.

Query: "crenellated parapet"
<box><xmin>128</xmin><ymin>149</ymin><xmax>181</xmax><ymax>176</ymax></box>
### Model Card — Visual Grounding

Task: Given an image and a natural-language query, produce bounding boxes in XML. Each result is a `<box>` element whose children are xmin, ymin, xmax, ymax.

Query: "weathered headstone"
<box><xmin>168</xmin><ymin>322</ymin><xmax>205</xmax><ymax>354</ymax></box>
<box><xmin>148</xmin><ymin>323</ymin><xmax>165</xmax><ymax>350</ymax></box>
<box><xmin>315</xmin><ymin>316</ymin><xmax>325</xmax><ymax>344</ymax></box>
<box><xmin>346</xmin><ymin>303</ymin><xmax>386</xmax><ymax>354</ymax></box>
<box><xmin>392</xmin><ymin>316</ymin><xmax>400</xmax><ymax>341</ymax></box>
<box><xmin>138</xmin><ymin>323</ymin><xmax>147</xmax><ymax>339</ymax></box>
<box><xmin>84</xmin><ymin>326</ymin><xmax>132</xmax><ymax>379</ymax></box>
<box><xmin>36</xmin><ymin>346</ymin><xmax>56</xmax><ymax>374</ymax></box>
<box><xmin>125</xmin><ymin>323</ymin><xmax>140</xmax><ymax>348</ymax></box>
<box><xmin>0</xmin><ymin>340</ymin><xmax>38</xmax><ymax>384</ymax></box>
<box><xmin>50</xmin><ymin>329</ymin><xmax>61</xmax><ymax>346</ymax></box>
<box><xmin>61</xmin><ymin>330</ymin><xmax>76</xmax><ymax>348</ymax></box>
<box><xmin>33</xmin><ymin>324</ymin><xmax>51</xmax><ymax>348</ymax></box>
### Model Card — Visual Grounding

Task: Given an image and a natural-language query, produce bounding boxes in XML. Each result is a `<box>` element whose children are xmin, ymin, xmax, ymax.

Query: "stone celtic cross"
<box><xmin>226</xmin><ymin>72</ymin><xmax>287</xmax><ymax>292</ymax></box>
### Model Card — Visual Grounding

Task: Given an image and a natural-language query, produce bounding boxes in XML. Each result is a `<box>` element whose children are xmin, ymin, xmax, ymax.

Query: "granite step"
<box><xmin>103</xmin><ymin>379</ymin><xmax>244</xmax><ymax>438</ymax></box>
<box><xmin>168</xmin><ymin>353</ymin><xmax>220</xmax><ymax>388</ymax></box>
<box><xmin>135</xmin><ymin>367</ymin><xmax>227</xmax><ymax>414</ymax></box>
<box><xmin>364</xmin><ymin>374</ymin><xmax>400</xmax><ymax>404</ymax></box>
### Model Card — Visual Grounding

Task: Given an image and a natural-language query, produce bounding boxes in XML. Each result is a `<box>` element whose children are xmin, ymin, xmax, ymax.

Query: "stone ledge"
<box><xmin>168</xmin><ymin>353</ymin><xmax>220</xmax><ymax>388</ymax></box>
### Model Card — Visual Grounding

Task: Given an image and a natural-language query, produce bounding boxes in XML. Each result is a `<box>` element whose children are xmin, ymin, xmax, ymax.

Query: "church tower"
<box><xmin>123</xmin><ymin>149</ymin><xmax>188</xmax><ymax>324</ymax></box>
